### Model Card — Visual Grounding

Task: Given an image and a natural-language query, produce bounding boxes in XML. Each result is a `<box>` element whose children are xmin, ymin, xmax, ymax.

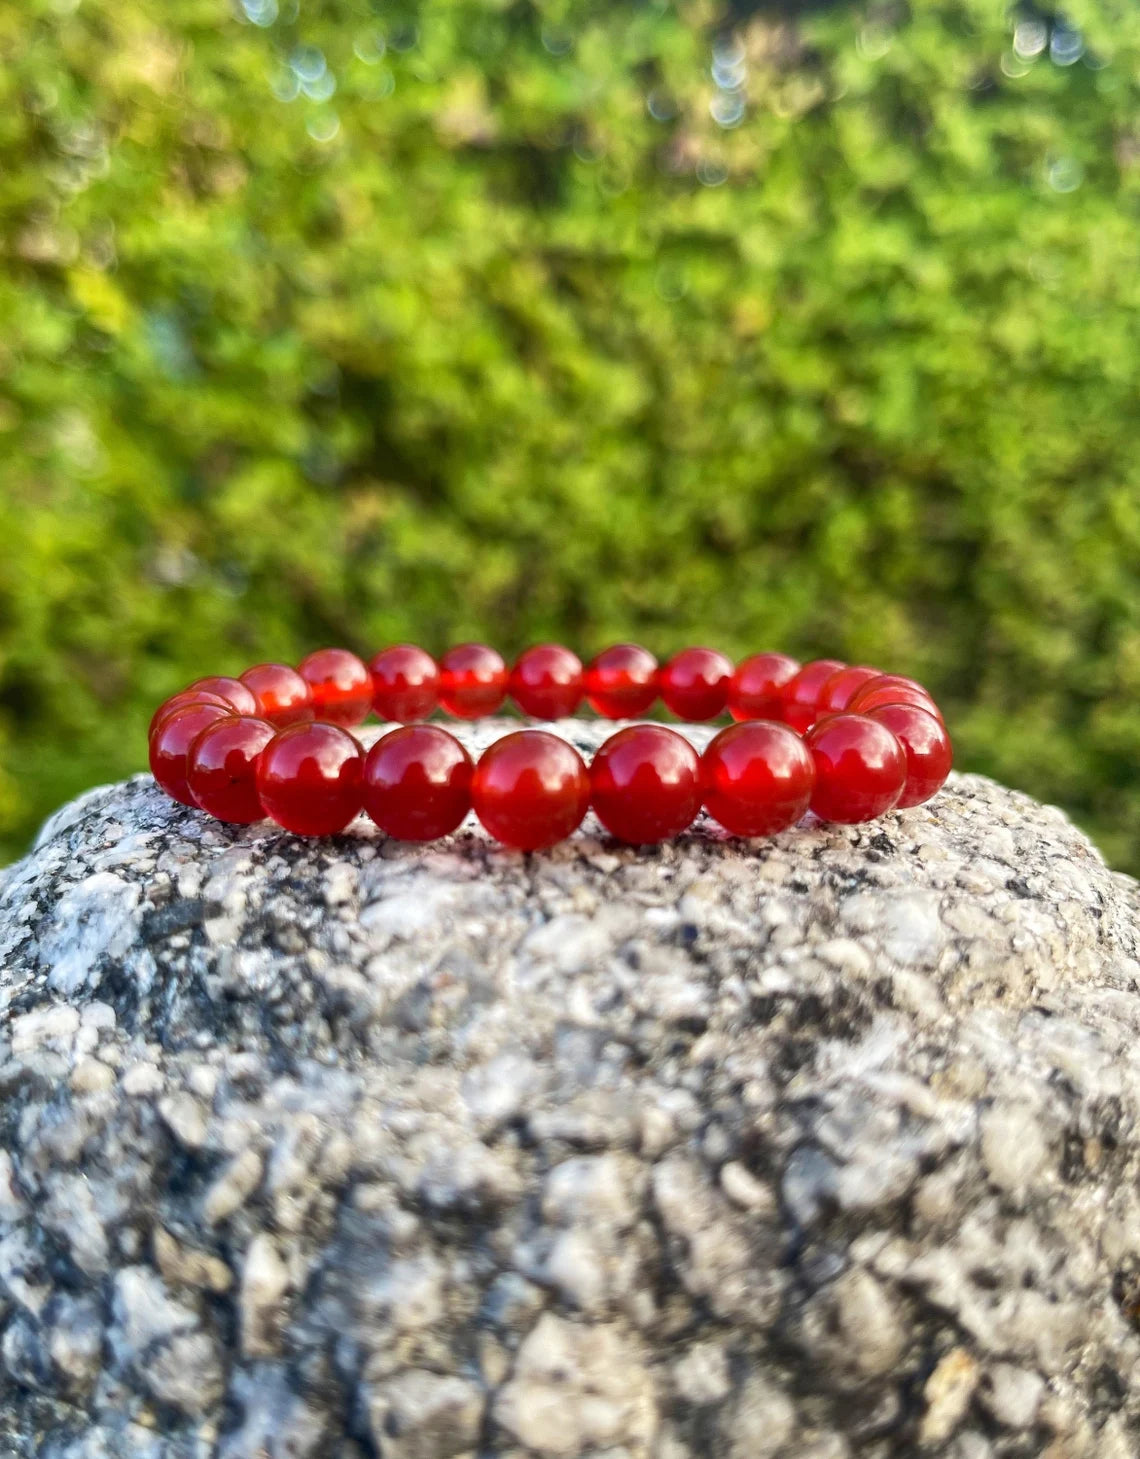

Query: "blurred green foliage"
<box><xmin>3</xmin><ymin>0</ymin><xmax>1140</xmax><ymax>866</ymax></box>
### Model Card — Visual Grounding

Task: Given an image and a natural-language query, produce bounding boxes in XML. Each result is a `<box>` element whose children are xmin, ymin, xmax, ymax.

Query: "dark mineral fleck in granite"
<box><xmin>2</xmin><ymin>719</ymin><xmax>1140</xmax><ymax>1457</ymax></box>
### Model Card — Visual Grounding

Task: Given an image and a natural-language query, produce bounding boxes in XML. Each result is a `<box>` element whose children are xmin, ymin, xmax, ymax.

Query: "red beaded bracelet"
<box><xmin>147</xmin><ymin>644</ymin><xmax>952</xmax><ymax>850</ymax></box>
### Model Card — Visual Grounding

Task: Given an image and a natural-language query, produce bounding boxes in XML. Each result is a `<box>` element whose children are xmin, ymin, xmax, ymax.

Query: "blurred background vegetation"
<box><xmin>3</xmin><ymin>0</ymin><xmax>1140</xmax><ymax>868</ymax></box>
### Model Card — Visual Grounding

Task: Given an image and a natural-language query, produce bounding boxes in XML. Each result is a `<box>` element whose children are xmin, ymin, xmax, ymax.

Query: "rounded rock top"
<box><xmin>2</xmin><ymin>718</ymin><xmax>1139</xmax><ymax>1458</ymax></box>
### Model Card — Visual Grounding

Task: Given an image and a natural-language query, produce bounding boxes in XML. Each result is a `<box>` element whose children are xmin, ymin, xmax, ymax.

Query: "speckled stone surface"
<box><xmin>2</xmin><ymin>718</ymin><xmax>1140</xmax><ymax>1458</ymax></box>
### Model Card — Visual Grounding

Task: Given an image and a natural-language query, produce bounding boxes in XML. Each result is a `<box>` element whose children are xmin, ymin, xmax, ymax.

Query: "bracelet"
<box><xmin>147</xmin><ymin>643</ymin><xmax>952</xmax><ymax>849</ymax></box>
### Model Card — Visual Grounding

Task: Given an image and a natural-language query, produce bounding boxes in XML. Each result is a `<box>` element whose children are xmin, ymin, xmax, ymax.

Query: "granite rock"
<box><xmin>2</xmin><ymin>718</ymin><xmax>1140</xmax><ymax>1457</ymax></box>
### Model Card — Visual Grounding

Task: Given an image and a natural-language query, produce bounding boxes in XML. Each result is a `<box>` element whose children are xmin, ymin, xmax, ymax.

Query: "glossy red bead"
<box><xmin>187</xmin><ymin>716</ymin><xmax>276</xmax><ymax>823</ymax></box>
<box><xmin>589</xmin><ymin>725</ymin><xmax>702</xmax><ymax>844</ymax></box>
<box><xmin>804</xmin><ymin>713</ymin><xmax>907</xmax><ymax>824</ymax></box>
<box><xmin>297</xmin><ymin>648</ymin><xmax>373</xmax><ymax>727</ymax></box>
<box><xmin>779</xmin><ymin>659</ymin><xmax>847</xmax><ymax>733</ymax></box>
<box><xmin>471</xmin><ymin>730</ymin><xmax>589</xmax><ymax>850</ymax></box>
<box><xmin>509</xmin><ymin>644</ymin><xmax>584</xmax><ymax>719</ymax></box>
<box><xmin>867</xmin><ymin>703</ymin><xmax>953</xmax><ymax>808</ymax></box>
<box><xmin>256</xmin><ymin>722</ymin><xmax>364</xmax><ymax>835</ymax></box>
<box><xmin>187</xmin><ymin>676</ymin><xmax>260</xmax><ymax>716</ymax></box>
<box><xmin>817</xmin><ymin>665</ymin><xmax>882</xmax><ymax>713</ymax></box>
<box><xmin>658</xmin><ymin>648</ymin><xmax>734</xmax><ymax>721</ymax></box>
<box><xmin>584</xmin><ymin>644</ymin><xmax>659</xmax><ymax>719</ymax></box>
<box><xmin>727</xmin><ymin>653</ymin><xmax>801</xmax><ymax>722</ymax></box>
<box><xmin>149</xmin><ymin>702</ymin><xmax>234</xmax><ymax>806</ymax></box>
<box><xmin>363</xmin><ymin>725</ymin><xmax>473</xmax><ymax>841</ymax></box>
<box><xmin>847</xmin><ymin>675</ymin><xmax>943</xmax><ymax>722</ymax></box>
<box><xmin>149</xmin><ymin>690</ymin><xmax>232</xmax><ymax>742</ymax></box>
<box><xmin>438</xmin><ymin>643</ymin><xmax>509</xmax><ymax>719</ymax></box>
<box><xmin>239</xmin><ymin>663</ymin><xmax>314</xmax><ymax>727</ymax></box>
<box><xmin>370</xmin><ymin>644</ymin><xmax>440</xmax><ymax>722</ymax></box>
<box><xmin>701</xmin><ymin>722</ymin><xmax>816</xmax><ymax>836</ymax></box>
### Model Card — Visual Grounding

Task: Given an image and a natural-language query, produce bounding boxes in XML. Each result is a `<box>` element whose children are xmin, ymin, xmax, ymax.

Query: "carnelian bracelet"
<box><xmin>147</xmin><ymin>644</ymin><xmax>952</xmax><ymax>850</ymax></box>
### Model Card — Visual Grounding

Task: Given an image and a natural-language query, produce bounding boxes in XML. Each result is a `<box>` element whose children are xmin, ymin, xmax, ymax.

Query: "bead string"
<box><xmin>148</xmin><ymin>644</ymin><xmax>952</xmax><ymax>849</ymax></box>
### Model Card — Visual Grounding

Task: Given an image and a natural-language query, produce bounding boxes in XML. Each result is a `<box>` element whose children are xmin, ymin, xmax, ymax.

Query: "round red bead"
<box><xmin>727</xmin><ymin>653</ymin><xmax>801</xmax><ymax>722</ymax></box>
<box><xmin>779</xmin><ymin>659</ymin><xmax>847</xmax><ymax>733</ymax></box>
<box><xmin>150</xmin><ymin>702</ymin><xmax>234</xmax><ymax>806</ymax></box>
<box><xmin>256</xmin><ymin>722</ymin><xmax>364</xmax><ymax>835</ymax></box>
<box><xmin>584</xmin><ymin>644</ymin><xmax>658</xmax><ymax>719</ymax></box>
<box><xmin>848</xmin><ymin>675</ymin><xmax>943</xmax><ymax>721</ymax></box>
<box><xmin>509</xmin><ymin>644</ymin><xmax>584</xmax><ymax>719</ymax></box>
<box><xmin>817</xmin><ymin>665</ymin><xmax>882</xmax><ymax>713</ymax></box>
<box><xmin>658</xmin><ymin>648</ymin><xmax>734</xmax><ymax>721</ymax></box>
<box><xmin>297</xmin><ymin>648</ymin><xmax>373</xmax><ymax>727</ymax></box>
<box><xmin>867</xmin><ymin>703</ymin><xmax>953</xmax><ymax>808</ymax></box>
<box><xmin>804</xmin><ymin>713</ymin><xmax>907</xmax><ymax>824</ymax></box>
<box><xmin>589</xmin><ymin>725</ymin><xmax>702</xmax><ymax>844</ymax></box>
<box><xmin>363</xmin><ymin>725</ymin><xmax>473</xmax><ymax>841</ymax></box>
<box><xmin>702</xmin><ymin>721</ymin><xmax>815</xmax><ymax>836</ymax></box>
<box><xmin>187</xmin><ymin>716</ymin><xmax>276</xmax><ymax>823</ymax></box>
<box><xmin>438</xmin><ymin>643</ymin><xmax>509</xmax><ymax>719</ymax></box>
<box><xmin>149</xmin><ymin>690</ymin><xmax>232</xmax><ymax>742</ymax></box>
<box><xmin>370</xmin><ymin>644</ymin><xmax>440</xmax><ymax>723</ymax></box>
<box><xmin>471</xmin><ymin>730</ymin><xmax>589</xmax><ymax>850</ymax></box>
<box><xmin>187</xmin><ymin>676</ymin><xmax>259</xmax><ymax>716</ymax></box>
<box><xmin>239</xmin><ymin>663</ymin><xmax>314</xmax><ymax>727</ymax></box>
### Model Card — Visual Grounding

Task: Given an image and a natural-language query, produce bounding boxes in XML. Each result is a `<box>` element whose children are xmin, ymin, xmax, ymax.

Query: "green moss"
<box><xmin>4</xmin><ymin>0</ymin><xmax>1140</xmax><ymax>868</ymax></box>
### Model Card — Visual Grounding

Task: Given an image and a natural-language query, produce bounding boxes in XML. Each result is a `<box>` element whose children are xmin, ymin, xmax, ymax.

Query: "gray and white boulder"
<box><xmin>1</xmin><ymin>717</ymin><xmax>1140</xmax><ymax>1457</ymax></box>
